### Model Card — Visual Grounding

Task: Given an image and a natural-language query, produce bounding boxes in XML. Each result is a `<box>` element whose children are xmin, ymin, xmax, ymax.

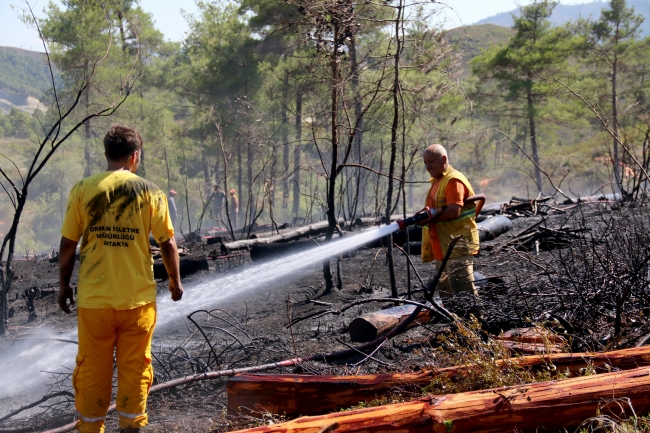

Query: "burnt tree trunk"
<box><xmin>322</xmin><ymin>21</ymin><xmax>341</xmax><ymax>295</ymax></box>
<box><xmin>385</xmin><ymin>1</ymin><xmax>403</xmax><ymax>300</ymax></box>
<box><xmin>83</xmin><ymin>61</ymin><xmax>92</xmax><ymax>177</ymax></box>
<box><xmin>282</xmin><ymin>72</ymin><xmax>290</xmax><ymax>211</ymax></box>
<box><xmin>526</xmin><ymin>80</ymin><xmax>543</xmax><ymax>192</ymax></box>
<box><xmin>293</xmin><ymin>88</ymin><xmax>303</xmax><ymax>218</ymax></box>
<box><xmin>348</xmin><ymin>34</ymin><xmax>364</xmax><ymax>220</ymax></box>
<box><xmin>237</xmin><ymin>136</ymin><xmax>243</xmax><ymax>228</ymax></box>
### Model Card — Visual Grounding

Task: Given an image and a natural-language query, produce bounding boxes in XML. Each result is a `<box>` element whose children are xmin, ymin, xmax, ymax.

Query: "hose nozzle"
<box><xmin>396</xmin><ymin>207</ymin><xmax>438</xmax><ymax>231</ymax></box>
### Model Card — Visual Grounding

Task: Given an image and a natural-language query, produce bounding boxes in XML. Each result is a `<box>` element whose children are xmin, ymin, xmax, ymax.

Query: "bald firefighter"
<box><xmin>58</xmin><ymin>124</ymin><xmax>184</xmax><ymax>433</ymax></box>
<box><xmin>421</xmin><ymin>144</ymin><xmax>480</xmax><ymax>299</ymax></box>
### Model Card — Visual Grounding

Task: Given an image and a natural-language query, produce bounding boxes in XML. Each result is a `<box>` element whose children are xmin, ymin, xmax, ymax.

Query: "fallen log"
<box><xmin>224</xmin><ymin>220</ymin><xmax>343</xmax><ymax>251</ymax></box>
<box><xmin>400</xmin><ymin>216</ymin><xmax>512</xmax><ymax>256</ymax></box>
<box><xmin>495</xmin><ymin>327</ymin><xmax>568</xmax><ymax>354</ymax></box>
<box><xmin>250</xmin><ymin>225</ymin><xmax>423</xmax><ymax>262</ymax></box>
<box><xmin>401</xmin><ymin>241</ymin><xmax>422</xmax><ymax>255</ymax></box>
<box><xmin>227</xmin><ymin>346</ymin><xmax>650</xmax><ymax>417</ymax></box>
<box><xmin>349</xmin><ymin>304</ymin><xmax>434</xmax><ymax>342</ymax></box>
<box><xmin>496</xmin><ymin>327</ymin><xmax>566</xmax><ymax>345</ymax></box>
<box><xmin>498</xmin><ymin>340</ymin><xmax>564</xmax><ymax>354</ymax></box>
<box><xmin>153</xmin><ymin>254</ymin><xmax>209</xmax><ymax>280</ymax></box>
<box><xmin>349</xmin><ymin>272</ymin><xmax>495</xmax><ymax>343</ymax></box>
<box><xmin>477</xmin><ymin>202</ymin><xmax>503</xmax><ymax>216</ymax></box>
<box><xmin>477</xmin><ymin>215</ymin><xmax>513</xmax><ymax>242</ymax></box>
<box><xmin>250</xmin><ymin>239</ymin><xmax>323</xmax><ymax>262</ymax></box>
<box><xmin>363</xmin><ymin>225</ymin><xmax>422</xmax><ymax>250</ymax></box>
<box><xmin>229</xmin><ymin>365</ymin><xmax>650</xmax><ymax>433</ymax></box>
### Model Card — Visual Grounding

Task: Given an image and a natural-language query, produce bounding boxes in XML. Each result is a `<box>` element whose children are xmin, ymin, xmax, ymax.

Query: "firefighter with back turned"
<box><xmin>58</xmin><ymin>124</ymin><xmax>184</xmax><ymax>433</ymax></box>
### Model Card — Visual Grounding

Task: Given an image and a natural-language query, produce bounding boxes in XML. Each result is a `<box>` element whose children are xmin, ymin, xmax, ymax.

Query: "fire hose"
<box><xmin>396</xmin><ymin>193</ymin><xmax>486</xmax><ymax>231</ymax></box>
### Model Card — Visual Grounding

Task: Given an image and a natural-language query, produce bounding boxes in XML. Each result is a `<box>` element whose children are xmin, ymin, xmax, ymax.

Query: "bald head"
<box><xmin>424</xmin><ymin>144</ymin><xmax>448</xmax><ymax>159</ymax></box>
<box><xmin>423</xmin><ymin>144</ymin><xmax>449</xmax><ymax>179</ymax></box>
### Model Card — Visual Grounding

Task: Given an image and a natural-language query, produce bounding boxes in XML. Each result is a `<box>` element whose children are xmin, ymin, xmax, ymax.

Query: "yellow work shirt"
<box><xmin>61</xmin><ymin>170</ymin><xmax>174</xmax><ymax>310</ymax></box>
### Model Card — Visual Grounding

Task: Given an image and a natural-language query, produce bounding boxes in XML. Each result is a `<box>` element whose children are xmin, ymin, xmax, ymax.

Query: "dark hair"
<box><xmin>104</xmin><ymin>124</ymin><xmax>143</xmax><ymax>161</ymax></box>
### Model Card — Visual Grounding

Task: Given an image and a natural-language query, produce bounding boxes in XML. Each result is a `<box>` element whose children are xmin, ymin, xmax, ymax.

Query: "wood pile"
<box><xmin>484</xmin><ymin>218</ymin><xmax>589</xmax><ymax>254</ymax></box>
<box><xmin>480</xmin><ymin>196</ymin><xmax>553</xmax><ymax>219</ymax></box>
<box><xmin>227</xmin><ymin>346</ymin><xmax>650</xmax><ymax>417</ymax></box>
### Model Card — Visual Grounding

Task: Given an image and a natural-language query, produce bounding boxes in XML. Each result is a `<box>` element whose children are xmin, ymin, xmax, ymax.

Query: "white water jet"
<box><xmin>156</xmin><ymin>222</ymin><xmax>399</xmax><ymax>326</ymax></box>
<box><xmin>0</xmin><ymin>223</ymin><xmax>399</xmax><ymax>401</ymax></box>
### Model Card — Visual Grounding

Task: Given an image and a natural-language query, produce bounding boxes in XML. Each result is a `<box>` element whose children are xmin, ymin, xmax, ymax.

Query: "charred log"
<box><xmin>250</xmin><ymin>239</ymin><xmax>322</xmax><ymax>262</ymax></box>
<box><xmin>153</xmin><ymin>255</ymin><xmax>209</xmax><ymax>280</ymax></box>
<box><xmin>225</xmin><ymin>220</ymin><xmax>343</xmax><ymax>251</ymax></box>
<box><xmin>478</xmin><ymin>215</ymin><xmax>513</xmax><ymax>242</ymax></box>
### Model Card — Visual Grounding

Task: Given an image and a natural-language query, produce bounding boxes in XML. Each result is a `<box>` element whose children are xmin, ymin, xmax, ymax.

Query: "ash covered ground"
<box><xmin>1</xmin><ymin>200</ymin><xmax>648</xmax><ymax>432</ymax></box>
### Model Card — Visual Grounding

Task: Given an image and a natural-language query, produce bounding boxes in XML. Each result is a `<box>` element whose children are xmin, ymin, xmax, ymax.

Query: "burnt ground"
<box><xmin>1</xmin><ymin>200</ymin><xmax>649</xmax><ymax>432</ymax></box>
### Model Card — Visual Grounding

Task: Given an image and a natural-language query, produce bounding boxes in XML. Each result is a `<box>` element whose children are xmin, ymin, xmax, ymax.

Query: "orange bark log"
<box><xmin>227</xmin><ymin>346</ymin><xmax>650</xmax><ymax>417</ymax></box>
<box><xmin>229</xmin><ymin>366</ymin><xmax>650</xmax><ymax>433</ymax></box>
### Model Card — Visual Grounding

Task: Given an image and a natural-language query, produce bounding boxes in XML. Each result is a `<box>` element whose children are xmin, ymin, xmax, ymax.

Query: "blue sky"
<box><xmin>1</xmin><ymin>0</ymin><xmax>592</xmax><ymax>51</ymax></box>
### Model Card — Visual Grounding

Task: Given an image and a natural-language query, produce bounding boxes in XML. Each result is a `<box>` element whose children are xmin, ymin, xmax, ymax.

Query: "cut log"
<box><xmin>349</xmin><ymin>272</ymin><xmax>489</xmax><ymax>343</ymax></box>
<box><xmin>349</xmin><ymin>304</ymin><xmax>433</xmax><ymax>342</ymax></box>
<box><xmin>227</xmin><ymin>346</ymin><xmax>650</xmax><ymax>417</ymax></box>
<box><xmin>153</xmin><ymin>254</ymin><xmax>209</xmax><ymax>280</ymax></box>
<box><xmin>229</xmin><ymin>365</ymin><xmax>650</xmax><ymax>433</ymax></box>
<box><xmin>478</xmin><ymin>215</ymin><xmax>513</xmax><ymax>242</ymax></box>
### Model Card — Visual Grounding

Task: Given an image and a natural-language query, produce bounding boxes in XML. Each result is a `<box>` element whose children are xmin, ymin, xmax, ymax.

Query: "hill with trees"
<box><xmin>0</xmin><ymin>0</ymin><xmax>648</xmax><ymax>260</ymax></box>
<box><xmin>0</xmin><ymin>46</ymin><xmax>59</xmax><ymax>113</ymax></box>
<box><xmin>477</xmin><ymin>0</ymin><xmax>650</xmax><ymax>36</ymax></box>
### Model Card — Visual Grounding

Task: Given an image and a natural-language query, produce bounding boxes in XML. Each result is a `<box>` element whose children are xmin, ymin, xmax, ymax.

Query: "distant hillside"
<box><xmin>446</xmin><ymin>24</ymin><xmax>516</xmax><ymax>78</ymax></box>
<box><xmin>0</xmin><ymin>46</ymin><xmax>59</xmax><ymax>114</ymax></box>
<box><xmin>476</xmin><ymin>0</ymin><xmax>650</xmax><ymax>36</ymax></box>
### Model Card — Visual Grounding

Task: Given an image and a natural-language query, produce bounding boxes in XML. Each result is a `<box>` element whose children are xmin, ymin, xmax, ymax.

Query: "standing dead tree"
<box><xmin>0</xmin><ymin>4</ymin><xmax>142</xmax><ymax>335</ymax></box>
<box><xmin>283</xmin><ymin>0</ymin><xmax>388</xmax><ymax>294</ymax></box>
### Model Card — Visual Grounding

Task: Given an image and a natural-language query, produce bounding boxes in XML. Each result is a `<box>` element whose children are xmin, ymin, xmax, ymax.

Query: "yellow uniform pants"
<box><xmin>74</xmin><ymin>303</ymin><xmax>156</xmax><ymax>433</ymax></box>
<box><xmin>434</xmin><ymin>255</ymin><xmax>477</xmax><ymax>298</ymax></box>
